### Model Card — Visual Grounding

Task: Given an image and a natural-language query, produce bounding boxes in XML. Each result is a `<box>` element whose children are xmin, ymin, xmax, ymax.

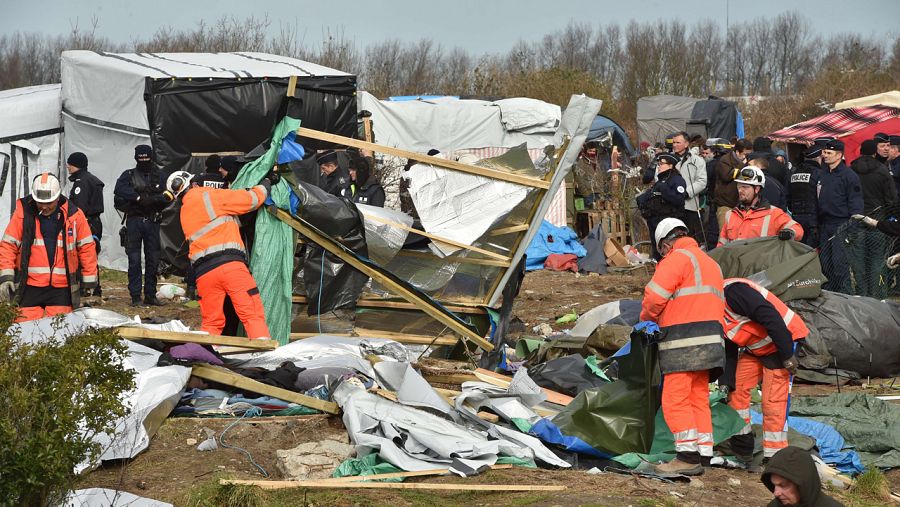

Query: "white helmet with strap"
<box><xmin>166</xmin><ymin>170</ymin><xmax>193</xmax><ymax>196</ymax></box>
<box><xmin>32</xmin><ymin>173</ymin><xmax>61</xmax><ymax>203</ymax></box>
<box><xmin>735</xmin><ymin>166</ymin><xmax>765</xmax><ymax>187</ymax></box>
<box><xmin>654</xmin><ymin>217</ymin><xmax>689</xmax><ymax>249</ymax></box>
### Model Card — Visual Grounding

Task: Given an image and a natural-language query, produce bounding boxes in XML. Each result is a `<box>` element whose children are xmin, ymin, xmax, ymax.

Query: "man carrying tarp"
<box><xmin>717</xmin><ymin>167</ymin><xmax>803</xmax><ymax>247</ymax></box>
<box><xmin>720</xmin><ymin>278</ymin><xmax>808</xmax><ymax>470</ymax></box>
<box><xmin>641</xmin><ymin>217</ymin><xmax>726</xmax><ymax>476</ymax></box>
<box><xmin>0</xmin><ymin>173</ymin><xmax>98</xmax><ymax>322</ymax></box>
<box><xmin>166</xmin><ymin>170</ymin><xmax>277</xmax><ymax>339</ymax></box>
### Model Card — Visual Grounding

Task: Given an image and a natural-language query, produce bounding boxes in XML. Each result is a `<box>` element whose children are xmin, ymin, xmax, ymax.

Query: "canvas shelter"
<box><xmin>60</xmin><ymin>51</ymin><xmax>356</xmax><ymax>270</ymax></box>
<box><xmin>835</xmin><ymin>90</ymin><xmax>900</xmax><ymax>110</ymax></box>
<box><xmin>636</xmin><ymin>95</ymin><xmax>742</xmax><ymax>146</ymax></box>
<box><xmin>0</xmin><ymin>84</ymin><xmax>62</xmax><ymax>233</ymax></box>
<box><xmin>586</xmin><ymin>114</ymin><xmax>636</xmax><ymax>157</ymax></box>
<box><xmin>767</xmin><ymin>105</ymin><xmax>900</xmax><ymax>164</ymax></box>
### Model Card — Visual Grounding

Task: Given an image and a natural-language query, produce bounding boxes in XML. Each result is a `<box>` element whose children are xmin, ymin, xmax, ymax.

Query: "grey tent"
<box><xmin>637</xmin><ymin>95</ymin><xmax>740</xmax><ymax>146</ymax></box>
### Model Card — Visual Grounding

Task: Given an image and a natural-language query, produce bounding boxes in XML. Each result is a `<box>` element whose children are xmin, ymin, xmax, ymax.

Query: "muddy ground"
<box><xmin>77</xmin><ymin>268</ymin><xmax>898</xmax><ymax>506</ymax></box>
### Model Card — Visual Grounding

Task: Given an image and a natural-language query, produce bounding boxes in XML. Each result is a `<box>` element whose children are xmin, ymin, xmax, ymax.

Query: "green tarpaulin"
<box><xmin>231</xmin><ymin>116</ymin><xmax>300</xmax><ymax>345</ymax></box>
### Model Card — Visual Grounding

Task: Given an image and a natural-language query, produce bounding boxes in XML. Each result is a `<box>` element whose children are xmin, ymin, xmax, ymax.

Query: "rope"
<box><xmin>218</xmin><ymin>407</ymin><xmax>269</xmax><ymax>477</ymax></box>
<box><xmin>317</xmin><ymin>249</ymin><xmax>326</xmax><ymax>334</ymax></box>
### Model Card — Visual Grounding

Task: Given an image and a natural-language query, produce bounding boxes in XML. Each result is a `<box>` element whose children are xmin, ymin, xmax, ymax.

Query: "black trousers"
<box><xmin>125</xmin><ymin>217</ymin><xmax>161</xmax><ymax>298</ymax></box>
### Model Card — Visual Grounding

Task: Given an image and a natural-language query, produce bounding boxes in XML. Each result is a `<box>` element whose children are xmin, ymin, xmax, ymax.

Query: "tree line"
<box><xmin>2</xmin><ymin>13</ymin><xmax>899</xmax><ymax>139</ymax></box>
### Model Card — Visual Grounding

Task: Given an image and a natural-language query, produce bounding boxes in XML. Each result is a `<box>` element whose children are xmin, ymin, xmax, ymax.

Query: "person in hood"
<box><xmin>113</xmin><ymin>144</ymin><xmax>174</xmax><ymax>307</ymax></box>
<box><xmin>761</xmin><ymin>446</ymin><xmax>844</xmax><ymax>506</ymax></box>
<box><xmin>195</xmin><ymin>154</ymin><xmax>228</xmax><ymax>189</ymax></box>
<box><xmin>849</xmin><ymin>140</ymin><xmax>896</xmax><ymax>298</ymax></box>
<box><xmin>348</xmin><ymin>149</ymin><xmax>385</xmax><ymax>207</ymax></box>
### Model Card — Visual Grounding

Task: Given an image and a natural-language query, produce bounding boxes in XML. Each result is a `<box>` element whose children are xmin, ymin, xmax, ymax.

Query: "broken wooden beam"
<box><xmin>271</xmin><ymin>207</ymin><xmax>493</xmax><ymax>352</ymax></box>
<box><xmin>296</xmin><ymin>127</ymin><xmax>551</xmax><ymax>190</ymax></box>
<box><xmin>290</xmin><ymin>332</ymin><xmax>458</xmax><ymax>347</ymax></box>
<box><xmin>191</xmin><ymin>364</ymin><xmax>339</xmax><ymax>415</ymax></box>
<box><xmin>474</xmin><ymin>368</ymin><xmax>574</xmax><ymax>406</ymax></box>
<box><xmin>362</xmin><ymin>212</ymin><xmax>510</xmax><ymax>262</ymax></box>
<box><xmin>292</xmin><ymin>294</ymin><xmax>487</xmax><ymax>314</ymax></box>
<box><xmin>116</xmin><ymin>327</ymin><xmax>278</xmax><ymax>351</ymax></box>
<box><xmin>220</xmin><ymin>478</ymin><xmax>565</xmax><ymax>491</ymax></box>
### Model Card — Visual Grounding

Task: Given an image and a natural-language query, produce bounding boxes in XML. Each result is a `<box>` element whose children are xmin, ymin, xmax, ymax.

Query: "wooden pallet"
<box><xmin>575</xmin><ymin>209</ymin><xmax>627</xmax><ymax>244</ymax></box>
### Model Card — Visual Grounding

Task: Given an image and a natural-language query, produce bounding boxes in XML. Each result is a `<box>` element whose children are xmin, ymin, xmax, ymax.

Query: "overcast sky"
<box><xmin>4</xmin><ymin>0</ymin><xmax>898</xmax><ymax>54</ymax></box>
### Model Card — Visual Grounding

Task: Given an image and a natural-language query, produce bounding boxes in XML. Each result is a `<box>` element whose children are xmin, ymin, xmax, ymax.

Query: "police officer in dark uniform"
<box><xmin>113</xmin><ymin>145</ymin><xmax>174</xmax><ymax>306</ymax></box>
<box><xmin>789</xmin><ymin>144</ymin><xmax>823</xmax><ymax>248</ymax></box>
<box><xmin>349</xmin><ymin>150</ymin><xmax>385</xmax><ymax>207</ymax></box>
<box><xmin>889</xmin><ymin>136</ymin><xmax>900</xmax><ymax>199</ymax></box>
<box><xmin>66</xmin><ymin>152</ymin><xmax>105</xmax><ymax>297</ymax></box>
<box><xmin>316</xmin><ymin>150</ymin><xmax>352</xmax><ymax>198</ymax></box>
<box><xmin>817</xmin><ymin>139</ymin><xmax>864</xmax><ymax>293</ymax></box>
<box><xmin>638</xmin><ymin>152</ymin><xmax>688</xmax><ymax>260</ymax></box>
<box><xmin>195</xmin><ymin>155</ymin><xmax>228</xmax><ymax>189</ymax></box>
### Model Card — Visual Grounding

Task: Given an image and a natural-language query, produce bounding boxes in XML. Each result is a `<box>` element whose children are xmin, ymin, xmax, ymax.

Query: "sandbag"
<box><xmin>788</xmin><ymin>290</ymin><xmax>900</xmax><ymax>377</ymax></box>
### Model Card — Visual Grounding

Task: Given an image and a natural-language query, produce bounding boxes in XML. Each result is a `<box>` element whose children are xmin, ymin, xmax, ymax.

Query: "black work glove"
<box><xmin>259</xmin><ymin>178</ymin><xmax>272</xmax><ymax>196</ymax></box>
<box><xmin>717</xmin><ymin>383</ymin><xmax>731</xmax><ymax>398</ymax></box>
<box><xmin>265</xmin><ymin>170</ymin><xmax>281</xmax><ymax>186</ymax></box>
<box><xmin>778</xmin><ymin>229</ymin><xmax>794</xmax><ymax>241</ymax></box>
<box><xmin>783</xmin><ymin>355</ymin><xmax>799</xmax><ymax>375</ymax></box>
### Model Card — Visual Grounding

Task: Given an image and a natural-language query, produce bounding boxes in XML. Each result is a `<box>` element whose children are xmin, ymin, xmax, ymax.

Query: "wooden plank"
<box><xmin>271</xmin><ymin>208</ymin><xmax>493</xmax><ymax>351</ymax></box>
<box><xmin>190</xmin><ymin>151</ymin><xmax>245</xmax><ymax>157</ymax></box>
<box><xmin>362</xmin><ymin>117</ymin><xmax>373</xmax><ymax>143</ymax></box>
<box><xmin>191</xmin><ymin>365</ymin><xmax>339</xmax><ymax>415</ymax></box>
<box><xmin>396</xmin><ymin>249</ymin><xmax>512</xmax><ymax>268</ymax></box>
<box><xmin>220</xmin><ymin>479</ymin><xmax>565</xmax><ymax>491</ymax></box>
<box><xmin>296</xmin><ymin>127</ymin><xmax>550</xmax><ymax>190</ymax></box>
<box><xmin>286</xmin><ymin>75</ymin><xmax>298</xmax><ymax>97</ymax></box>
<box><xmin>308</xmin><ymin>464</ymin><xmax>513</xmax><ymax>484</ymax></box>
<box><xmin>423</xmin><ymin>373</ymin><xmax>479</xmax><ymax>385</ymax></box>
<box><xmin>488</xmin><ymin>224</ymin><xmax>530</xmax><ymax>236</ymax></box>
<box><xmin>116</xmin><ymin>327</ymin><xmax>278</xmax><ymax>351</ymax></box>
<box><xmin>474</xmin><ymin>368</ymin><xmax>573</xmax><ymax>406</ymax></box>
<box><xmin>292</xmin><ymin>295</ymin><xmax>487</xmax><ymax>314</ymax></box>
<box><xmin>290</xmin><ymin>332</ymin><xmax>458</xmax><ymax>347</ymax></box>
<box><xmin>363</xmin><ymin>212</ymin><xmax>510</xmax><ymax>262</ymax></box>
<box><xmin>432</xmin><ymin>387</ymin><xmax>558</xmax><ymax>419</ymax></box>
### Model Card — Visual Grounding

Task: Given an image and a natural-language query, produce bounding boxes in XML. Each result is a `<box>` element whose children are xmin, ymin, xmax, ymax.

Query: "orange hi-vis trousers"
<box><xmin>196</xmin><ymin>261</ymin><xmax>270</xmax><ymax>339</ymax></box>
<box><xmin>16</xmin><ymin>305</ymin><xmax>72</xmax><ymax>323</ymax></box>
<box><xmin>662</xmin><ymin>370</ymin><xmax>714</xmax><ymax>458</ymax></box>
<box><xmin>728</xmin><ymin>354</ymin><xmax>790</xmax><ymax>458</ymax></box>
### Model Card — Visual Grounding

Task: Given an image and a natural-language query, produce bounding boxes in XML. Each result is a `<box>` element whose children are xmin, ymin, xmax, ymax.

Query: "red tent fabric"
<box><xmin>768</xmin><ymin>106</ymin><xmax>900</xmax><ymax>164</ymax></box>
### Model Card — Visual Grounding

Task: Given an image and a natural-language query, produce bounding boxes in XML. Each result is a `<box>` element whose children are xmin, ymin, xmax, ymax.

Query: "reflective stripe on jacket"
<box><xmin>723</xmin><ymin>277</ymin><xmax>808</xmax><ymax>356</ymax></box>
<box><xmin>0</xmin><ymin>197</ymin><xmax>98</xmax><ymax>292</ymax></box>
<box><xmin>181</xmin><ymin>185</ymin><xmax>267</xmax><ymax>263</ymax></box>
<box><xmin>641</xmin><ymin>236</ymin><xmax>726</xmax><ymax>374</ymax></box>
<box><xmin>717</xmin><ymin>203</ymin><xmax>803</xmax><ymax>247</ymax></box>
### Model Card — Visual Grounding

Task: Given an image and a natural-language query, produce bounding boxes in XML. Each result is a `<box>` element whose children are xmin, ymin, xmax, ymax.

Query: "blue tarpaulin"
<box><xmin>750</xmin><ymin>411</ymin><xmax>865</xmax><ymax>475</ymax></box>
<box><xmin>525</xmin><ymin>221</ymin><xmax>586</xmax><ymax>271</ymax></box>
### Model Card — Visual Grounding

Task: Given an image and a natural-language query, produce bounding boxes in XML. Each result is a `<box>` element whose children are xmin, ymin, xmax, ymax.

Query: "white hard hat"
<box><xmin>31</xmin><ymin>173</ymin><xmax>61</xmax><ymax>203</ymax></box>
<box><xmin>166</xmin><ymin>170</ymin><xmax>193</xmax><ymax>196</ymax></box>
<box><xmin>655</xmin><ymin>217</ymin><xmax>689</xmax><ymax>249</ymax></box>
<box><xmin>735</xmin><ymin>166</ymin><xmax>765</xmax><ymax>187</ymax></box>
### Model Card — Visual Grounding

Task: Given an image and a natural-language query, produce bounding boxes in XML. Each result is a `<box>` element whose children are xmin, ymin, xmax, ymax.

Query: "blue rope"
<box><xmin>219</xmin><ymin>407</ymin><xmax>269</xmax><ymax>477</ymax></box>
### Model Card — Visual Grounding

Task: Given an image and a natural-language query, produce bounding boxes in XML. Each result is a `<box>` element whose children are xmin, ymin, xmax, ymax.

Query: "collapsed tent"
<box><xmin>0</xmin><ymin>84</ymin><xmax>62</xmax><ymax>232</ymax></box>
<box><xmin>60</xmin><ymin>50</ymin><xmax>357</xmax><ymax>270</ymax></box>
<box><xmin>636</xmin><ymin>95</ymin><xmax>742</xmax><ymax>147</ymax></box>
<box><xmin>768</xmin><ymin>105</ymin><xmax>900</xmax><ymax>165</ymax></box>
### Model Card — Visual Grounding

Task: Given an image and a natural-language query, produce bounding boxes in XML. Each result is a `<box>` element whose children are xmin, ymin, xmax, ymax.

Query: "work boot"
<box><xmin>651</xmin><ymin>458</ymin><xmax>704</xmax><ymax>476</ymax></box>
<box><xmin>144</xmin><ymin>295</ymin><xmax>165</xmax><ymax>307</ymax></box>
<box><xmin>185</xmin><ymin>285</ymin><xmax>197</xmax><ymax>301</ymax></box>
<box><xmin>131</xmin><ymin>295</ymin><xmax>146</xmax><ymax>307</ymax></box>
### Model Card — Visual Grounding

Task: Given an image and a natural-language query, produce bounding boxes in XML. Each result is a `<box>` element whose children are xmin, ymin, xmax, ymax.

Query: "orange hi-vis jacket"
<box><xmin>717</xmin><ymin>203</ymin><xmax>803</xmax><ymax>247</ymax></box>
<box><xmin>180</xmin><ymin>184</ymin><xmax>267</xmax><ymax>265</ymax></box>
<box><xmin>641</xmin><ymin>237</ymin><xmax>726</xmax><ymax>374</ymax></box>
<box><xmin>0</xmin><ymin>197</ymin><xmax>98</xmax><ymax>297</ymax></box>
<box><xmin>723</xmin><ymin>278</ymin><xmax>808</xmax><ymax>357</ymax></box>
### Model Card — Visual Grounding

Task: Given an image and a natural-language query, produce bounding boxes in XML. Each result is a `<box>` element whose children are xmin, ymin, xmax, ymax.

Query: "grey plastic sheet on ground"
<box><xmin>333</xmin><ymin>365</ymin><xmax>570</xmax><ymax>476</ymax></box>
<box><xmin>65</xmin><ymin>488</ymin><xmax>173</xmax><ymax>507</ymax></box>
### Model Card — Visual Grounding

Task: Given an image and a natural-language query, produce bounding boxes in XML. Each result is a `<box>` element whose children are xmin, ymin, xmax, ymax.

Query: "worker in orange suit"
<box><xmin>167</xmin><ymin>170</ymin><xmax>278</xmax><ymax>339</ymax></box>
<box><xmin>0</xmin><ymin>172</ymin><xmax>98</xmax><ymax>322</ymax></box>
<box><xmin>720</xmin><ymin>277</ymin><xmax>808</xmax><ymax>470</ymax></box>
<box><xmin>641</xmin><ymin>217</ymin><xmax>726</xmax><ymax>476</ymax></box>
<box><xmin>717</xmin><ymin>166</ymin><xmax>803</xmax><ymax>247</ymax></box>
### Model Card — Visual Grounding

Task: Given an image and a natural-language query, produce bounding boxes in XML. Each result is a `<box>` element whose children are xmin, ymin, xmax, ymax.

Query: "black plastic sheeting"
<box><xmin>293</xmin><ymin>181</ymin><xmax>368</xmax><ymax>315</ymax></box>
<box><xmin>689</xmin><ymin>98</ymin><xmax>738</xmax><ymax>140</ymax></box>
<box><xmin>527</xmin><ymin>354</ymin><xmax>610</xmax><ymax>397</ymax></box>
<box><xmin>788</xmin><ymin>291</ymin><xmax>900</xmax><ymax>377</ymax></box>
<box><xmin>551</xmin><ymin>329</ymin><xmax>661</xmax><ymax>456</ymax></box>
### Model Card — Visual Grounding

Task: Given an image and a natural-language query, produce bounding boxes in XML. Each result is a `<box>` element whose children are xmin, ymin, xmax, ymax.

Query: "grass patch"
<box><xmin>99</xmin><ymin>267</ymin><xmax>129</xmax><ymax>285</ymax></box>
<box><xmin>846</xmin><ymin>468</ymin><xmax>891</xmax><ymax>505</ymax></box>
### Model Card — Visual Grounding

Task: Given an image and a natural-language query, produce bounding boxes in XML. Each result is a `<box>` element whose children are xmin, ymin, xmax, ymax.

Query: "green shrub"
<box><xmin>0</xmin><ymin>306</ymin><xmax>135</xmax><ymax>506</ymax></box>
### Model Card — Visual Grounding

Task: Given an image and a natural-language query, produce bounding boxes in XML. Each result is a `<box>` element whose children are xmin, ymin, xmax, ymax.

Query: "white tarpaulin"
<box><xmin>60</xmin><ymin>51</ymin><xmax>350</xmax><ymax>270</ymax></box>
<box><xmin>65</xmin><ymin>488</ymin><xmax>173</xmax><ymax>507</ymax></box>
<box><xmin>0</xmin><ymin>84</ymin><xmax>62</xmax><ymax>233</ymax></box>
